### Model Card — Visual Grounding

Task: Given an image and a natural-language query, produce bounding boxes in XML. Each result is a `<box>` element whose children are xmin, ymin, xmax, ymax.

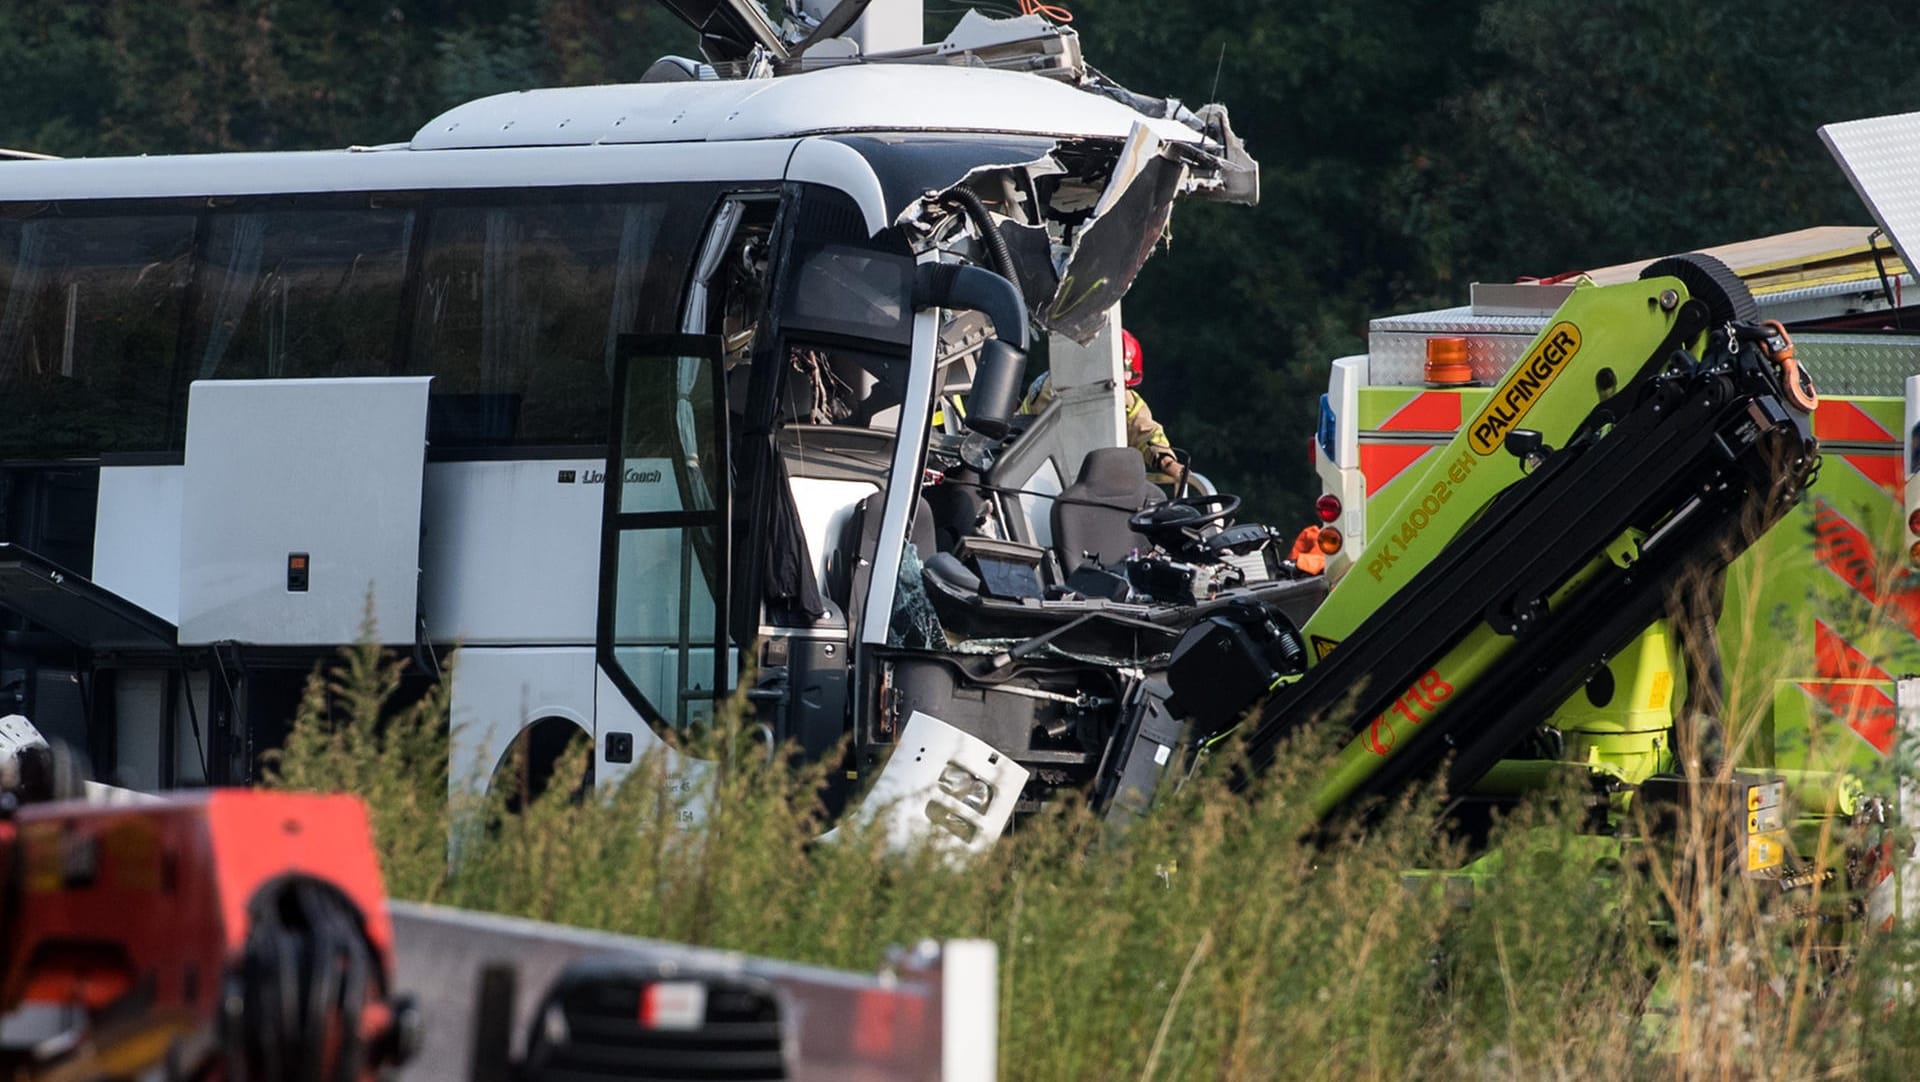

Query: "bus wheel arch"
<box><xmin>487</xmin><ymin>715</ymin><xmax>593</xmax><ymax>812</ymax></box>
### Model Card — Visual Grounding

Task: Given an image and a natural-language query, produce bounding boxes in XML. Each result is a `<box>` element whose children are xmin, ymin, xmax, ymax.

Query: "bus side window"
<box><xmin>188</xmin><ymin>208</ymin><xmax>413</xmax><ymax>384</ymax></box>
<box><xmin>0</xmin><ymin>215</ymin><xmax>196</xmax><ymax>458</ymax></box>
<box><xmin>411</xmin><ymin>197</ymin><xmax>701</xmax><ymax>450</ymax></box>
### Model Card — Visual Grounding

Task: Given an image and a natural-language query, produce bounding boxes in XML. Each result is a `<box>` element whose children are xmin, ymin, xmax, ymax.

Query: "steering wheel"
<box><xmin>1127</xmin><ymin>492</ymin><xmax>1242</xmax><ymax>537</ymax></box>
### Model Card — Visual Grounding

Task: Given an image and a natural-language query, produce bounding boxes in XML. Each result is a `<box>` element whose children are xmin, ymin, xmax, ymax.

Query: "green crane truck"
<box><xmin>1132</xmin><ymin>255</ymin><xmax>1829</xmax><ymax>832</ymax></box>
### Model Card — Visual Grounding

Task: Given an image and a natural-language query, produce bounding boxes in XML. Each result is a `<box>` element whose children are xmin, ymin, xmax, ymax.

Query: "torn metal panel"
<box><xmin>1078</xmin><ymin>71</ymin><xmax>1258</xmax><ymax>207</ymax></box>
<box><xmin>1042</xmin><ymin>131</ymin><xmax>1187</xmax><ymax>343</ymax></box>
<box><xmin>644</xmin><ymin>7</ymin><xmax>1259</xmax><ymax>208</ymax></box>
<box><xmin>827</xmin><ymin>710</ymin><xmax>1029</xmax><ymax>860</ymax></box>
<box><xmin>884</xmin><ymin>131</ymin><xmax>1185</xmax><ymax>345</ymax></box>
<box><xmin>782</xmin><ymin>17</ymin><xmax>1260</xmax><ymax>349</ymax></box>
<box><xmin>994</xmin><ymin>218</ymin><xmax>1059</xmax><ymax>320</ymax></box>
<box><xmin>827</xmin><ymin>135</ymin><xmax>1059</xmax><ymax>223</ymax></box>
<box><xmin>1093</xmin><ymin>122</ymin><xmax>1164</xmax><ymax>217</ymax></box>
<box><xmin>1188</xmin><ymin>103</ymin><xmax>1258</xmax><ymax>205</ymax></box>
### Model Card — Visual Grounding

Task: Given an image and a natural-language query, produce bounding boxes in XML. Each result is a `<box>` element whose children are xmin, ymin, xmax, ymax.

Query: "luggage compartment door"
<box><xmin>177</xmin><ymin>377</ymin><xmax>431</xmax><ymax>646</ymax></box>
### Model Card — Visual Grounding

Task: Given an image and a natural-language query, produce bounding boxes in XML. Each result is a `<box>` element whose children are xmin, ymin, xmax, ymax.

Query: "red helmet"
<box><xmin>1122</xmin><ymin>329</ymin><xmax>1143</xmax><ymax>387</ymax></box>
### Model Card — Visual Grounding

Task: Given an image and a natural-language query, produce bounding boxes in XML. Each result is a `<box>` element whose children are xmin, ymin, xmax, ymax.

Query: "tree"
<box><xmin>0</xmin><ymin>2</ymin><xmax>115</xmax><ymax>157</ymax></box>
<box><xmin>1400</xmin><ymin>0</ymin><xmax>1920</xmax><ymax>287</ymax></box>
<box><xmin>1069</xmin><ymin>0</ymin><xmax>1486</xmax><ymax>517</ymax></box>
<box><xmin>0</xmin><ymin>1</ymin><xmax>695</xmax><ymax>157</ymax></box>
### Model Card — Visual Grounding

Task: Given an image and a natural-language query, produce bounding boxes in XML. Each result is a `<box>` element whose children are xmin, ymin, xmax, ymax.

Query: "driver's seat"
<box><xmin>1052</xmin><ymin>447</ymin><xmax>1165</xmax><ymax>574</ymax></box>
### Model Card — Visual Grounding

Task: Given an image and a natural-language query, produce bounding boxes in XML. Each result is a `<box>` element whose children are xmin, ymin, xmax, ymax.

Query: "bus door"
<box><xmin>755</xmin><ymin>236</ymin><xmax>919</xmax><ymax>778</ymax></box>
<box><xmin>597</xmin><ymin>334</ymin><xmax>732</xmax><ymax>741</ymax></box>
<box><xmin>690</xmin><ymin>184</ymin><xmax>919</xmax><ymax>780</ymax></box>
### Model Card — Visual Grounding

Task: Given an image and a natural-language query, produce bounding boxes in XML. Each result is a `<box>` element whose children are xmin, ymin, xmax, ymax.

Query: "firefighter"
<box><xmin>1019</xmin><ymin>329</ymin><xmax>1185</xmax><ymax>483</ymax></box>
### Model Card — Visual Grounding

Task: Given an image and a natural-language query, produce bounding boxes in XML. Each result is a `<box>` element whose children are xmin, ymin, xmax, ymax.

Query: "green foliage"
<box><xmin>435</xmin><ymin>15</ymin><xmax>549</xmax><ymax>110</ymax></box>
<box><xmin>1400</xmin><ymin>0</ymin><xmax>1920</xmax><ymax>282</ymax></box>
<box><xmin>0</xmin><ymin>3</ymin><xmax>114</xmax><ymax>157</ymax></box>
<box><xmin>272</xmin><ymin>640</ymin><xmax>1920</xmax><ymax>1079</ymax></box>
<box><xmin>0</xmin><ymin>1</ymin><xmax>696</xmax><ymax>155</ymax></box>
<box><xmin>263</xmin><ymin>629</ymin><xmax>453</xmax><ymax>902</ymax></box>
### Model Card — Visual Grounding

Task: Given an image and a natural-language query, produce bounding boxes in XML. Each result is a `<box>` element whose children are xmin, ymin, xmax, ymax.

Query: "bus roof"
<box><xmin>0</xmin><ymin>65</ymin><xmax>1207</xmax><ymax>205</ymax></box>
<box><xmin>0</xmin><ymin>141</ymin><xmax>801</xmax><ymax>202</ymax></box>
<box><xmin>409</xmin><ymin>65</ymin><xmax>1206</xmax><ymax>150</ymax></box>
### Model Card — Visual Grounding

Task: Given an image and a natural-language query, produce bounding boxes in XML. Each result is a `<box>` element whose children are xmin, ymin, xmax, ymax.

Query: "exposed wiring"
<box><xmin>1019</xmin><ymin>0</ymin><xmax>1073</xmax><ymax>23</ymax></box>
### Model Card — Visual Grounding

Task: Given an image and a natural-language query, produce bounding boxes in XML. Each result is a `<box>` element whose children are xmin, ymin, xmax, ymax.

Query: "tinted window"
<box><xmin>189</xmin><ymin>208</ymin><xmax>414</xmax><ymax>382</ymax></box>
<box><xmin>0</xmin><ymin>185</ymin><xmax>714</xmax><ymax>460</ymax></box>
<box><xmin>605</xmin><ymin>339</ymin><xmax>727</xmax><ymax>734</ymax></box>
<box><xmin>0</xmin><ymin>214</ymin><xmax>195</xmax><ymax>457</ymax></box>
<box><xmin>410</xmin><ymin>198</ymin><xmax>699</xmax><ymax>448</ymax></box>
<box><xmin>783</xmin><ymin>245</ymin><xmax>912</xmax><ymax>347</ymax></box>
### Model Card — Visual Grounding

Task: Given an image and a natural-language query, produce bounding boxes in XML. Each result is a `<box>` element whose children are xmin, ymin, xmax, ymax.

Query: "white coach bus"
<box><xmin>0</xmin><ymin>8</ymin><xmax>1286</xmax><ymax>832</ymax></box>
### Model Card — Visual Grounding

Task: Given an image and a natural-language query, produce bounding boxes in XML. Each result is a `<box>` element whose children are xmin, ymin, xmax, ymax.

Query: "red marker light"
<box><xmin>1315</xmin><ymin>494</ymin><xmax>1342</xmax><ymax>523</ymax></box>
<box><xmin>640</xmin><ymin>981</ymin><xmax>707</xmax><ymax>1030</ymax></box>
<box><xmin>1908</xmin><ymin>509</ymin><xmax>1920</xmax><ymax>536</ymax></box>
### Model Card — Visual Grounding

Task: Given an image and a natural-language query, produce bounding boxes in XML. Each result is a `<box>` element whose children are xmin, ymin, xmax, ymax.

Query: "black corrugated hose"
<box><xmin>223</xmin><ymin>876</ymin><xmax>396</xmax><ymax>1082</ymax></box>
<box><xmin>941</xmin><ymin>186</ymin><xmax>1024</xmax><ymax>309</ymax></box>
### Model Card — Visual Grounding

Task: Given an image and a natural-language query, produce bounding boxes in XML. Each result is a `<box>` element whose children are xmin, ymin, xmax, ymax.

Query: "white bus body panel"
<box><xmin>93</xmin><ymin>464</ymin><xmax>184</xmax><ymax>626</ymax></box>
<box><xmin>418</xmin><ymin>458</ymin><xmax>605</xmax><ymax>646</ymax></box>
<box><xmin>991</xmin><ymin>311</ymin><xmax>1123</xmax><ymax>548</ymax></box>
<box><xmin>0</xmin><ymin>142</ymin><xmax>798</xmax><ymax>202</ymax></box>
<box><xmin>788</xmin><ymin>477</ymin><xmax>881</xmax><ymax>597</ymax></box>
<box><xmin>444</xmin><ymin>646</ymin><xmax>716</xmax><ymax>805</ymax></box>
<box><xmin>783</xmin><ymin>138</ymin><xmax>891</xmax><ymax>235</ymax></box>
<box><xmin>178</xmin><ymin>377</ymin><xmax>430</xmax><ymax>646</ymax></box>
<box><xmin>592</xmin><ymin>665</ymin><xmax>704</xmax><ymax>797</ymax></box>
<box><xmin>798</xmin><ymin>0</ymin><xmax>923</xmax><ymax>54</ymax></box>
<box><xmin>825</xmin><ymin>710</ymin><xmax>1029</xmax><ymax>860</ymax></box>
<box><xmin>448</xmin><ymin>646</ymin><xmax>601</xmax><ymax>794</ymax></box>
<box><xmin>410</xmin><ymin>66</ymin><xmax>1205</xmax><ymax>151</ymax></box>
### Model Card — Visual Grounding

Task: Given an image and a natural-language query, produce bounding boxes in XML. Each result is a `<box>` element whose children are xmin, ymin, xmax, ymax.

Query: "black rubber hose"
<box><xmin>942</xmin><ymin>186</ymin><xmax>1024</xmax><ymax>309</ymax></box>
<box><xmin>228</xmin><ymin>876</ymin><xmax>388</xmax><ymax>1082</ymax></box>
<box><xmin>915</xmin><ymin>263</ymin><xmax>1029</xmax><ymax>351</ymax></box>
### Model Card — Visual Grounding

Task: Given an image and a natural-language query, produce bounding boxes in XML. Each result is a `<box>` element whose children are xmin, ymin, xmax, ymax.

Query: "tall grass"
<box><xmin>266</xmin><ymin>641</ymin><xmax>1920</xmax><ymax>1080</ymax></box>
